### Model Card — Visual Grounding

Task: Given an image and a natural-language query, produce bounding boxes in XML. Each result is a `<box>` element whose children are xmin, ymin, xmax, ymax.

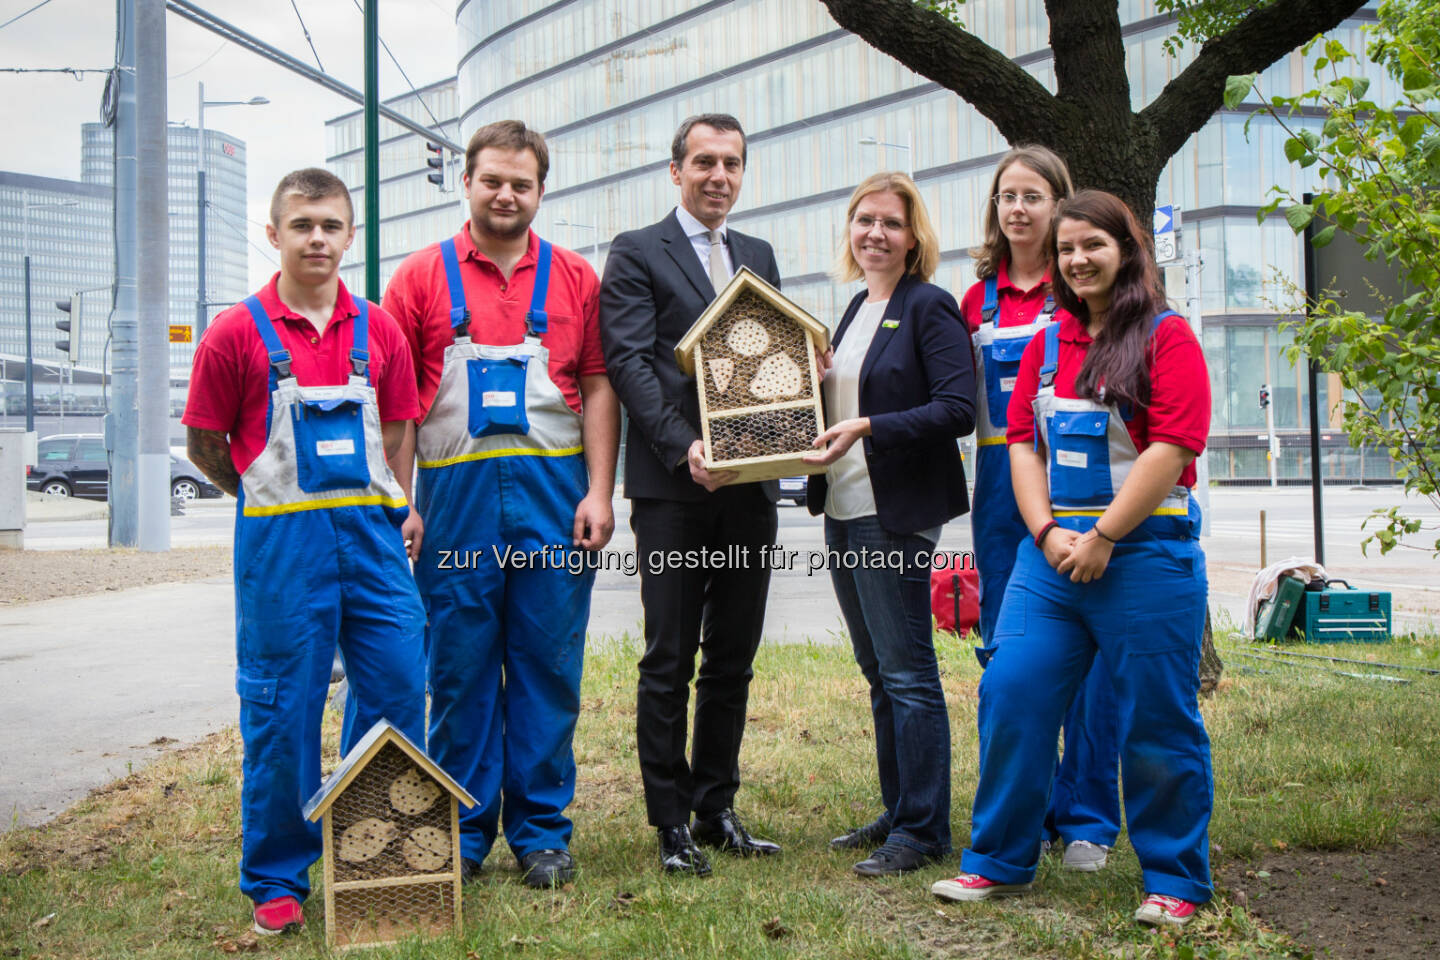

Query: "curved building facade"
<box><xmin>445</xmin><ymin>0</ymin><xmax>1391</xmax><ymax>482</ymax></box>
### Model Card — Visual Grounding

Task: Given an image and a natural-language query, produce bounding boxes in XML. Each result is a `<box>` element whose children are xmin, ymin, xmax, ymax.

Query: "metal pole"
<box><xmin>23</xmin><ymin>256</ymin><xmax>33</xmax><ymax>433</ymax></box>
<box><xmin>197</xmin><ymin>168</ymin><xmax>207</xmax><ymax>340</ymax></box>
<box><xmin>197</xmin><ymin>81</ymin><xmax>207</xmax><ymax>343</ymax></box>
<box><xmin>1302</xmin><ymin>192</ymin><xmax>1325</xmax><ymax>566</ymax></box>
<box><xmin>137</xmin><ymin>0</ymin><xmax>170</xmax><ymax>551</ymax></box>
<box><xmin>112</xmin><ymin>0</ymin><xmax>139</xmax><ymax>546</ymax></box>
<box><xmin>363</xmin><ymin>0</ymin><xmax>380</xmax><ymax>303</ymax></box>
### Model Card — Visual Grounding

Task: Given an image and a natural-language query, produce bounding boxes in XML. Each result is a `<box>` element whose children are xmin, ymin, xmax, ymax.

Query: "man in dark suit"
<box><xmin>599</xmin><ymin>114</ymin><xmax>782</xmax><ymax>876</ymax></box>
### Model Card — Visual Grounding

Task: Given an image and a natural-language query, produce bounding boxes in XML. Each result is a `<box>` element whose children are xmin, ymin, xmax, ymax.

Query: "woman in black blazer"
<box><xmin>803</xmin><ymin>172</ymin><xmax>976</xmax><ymax>876</ymax></box>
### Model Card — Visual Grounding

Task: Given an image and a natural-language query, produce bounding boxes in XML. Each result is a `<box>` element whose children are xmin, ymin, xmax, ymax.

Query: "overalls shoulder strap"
<box><xmin>525</xmin><ymin>239</ymin><xmax>552</xmax><ymax>338</ymax></box>
<box><xmin>350</xmin><ymin>298</ymin><xmax>370</xmax><ymax>383</ymax></box>
<box><xmin>1038</xmin><ymin>319</ymin><xmax>1061</xmax><ymax>389</ymax></box>
<box><xmin>980</xmin><ymin>274</ymin><xmax>999</xmax><ymax>326</ymax></box>
<box><xmin>438</xmin><ymin>238</ymin><xmax>470</xmax><ymax>340</ymax></box>
<box><xmin>242</xmin><ymin>295</ymin><xmax>292</xmax><ymax>387</ymax></box>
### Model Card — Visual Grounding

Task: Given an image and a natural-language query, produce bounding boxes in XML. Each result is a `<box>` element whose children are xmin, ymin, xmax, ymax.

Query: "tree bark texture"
<box><xmin>818</xmin><ymin>0</ymin><xmax>1366</xmax><ymax>228</ymax></box>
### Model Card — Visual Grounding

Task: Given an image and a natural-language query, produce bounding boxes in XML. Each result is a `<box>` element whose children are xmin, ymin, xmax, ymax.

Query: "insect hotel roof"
<box><xmin>673</xmin><ymin>266</ymin><xmax>829</xmax><ymax>375</ymax></box>
<box><xmin>303</xmin><ymin>721</ymin><xmax>475</xmax><ymax>822</ymax></box>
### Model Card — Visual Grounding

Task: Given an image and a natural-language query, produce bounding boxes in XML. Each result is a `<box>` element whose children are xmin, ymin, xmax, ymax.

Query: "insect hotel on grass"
<box><xmin>675</xmin><ymin>266</ymin><xmax>831</xmax><ymax>484</ymax></box>
<box><xmin>302</xmin><ymin>720</ymin><xmax>475</xmax><ymax>950</ymax></box>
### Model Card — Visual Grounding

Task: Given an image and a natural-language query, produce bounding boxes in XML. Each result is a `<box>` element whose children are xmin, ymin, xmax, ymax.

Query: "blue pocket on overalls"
<box><xmin>467</xmin><ymin>356</ymin><xmax>530</xmax><ymax>438</ymax></box>
<box><xmin>1046</xmin><ymin>410</ymin><xmax>1112</xmax><ymax>504</ymax></box>
<box><xmin>984</xmin><ymin>337</ymin><xmax>1030</xmax><ymax>428</ymax></box>
<box><xmin>291</xmin><ymin>398</ymin><xmax>371</xmax><ymax>493</ymax></box>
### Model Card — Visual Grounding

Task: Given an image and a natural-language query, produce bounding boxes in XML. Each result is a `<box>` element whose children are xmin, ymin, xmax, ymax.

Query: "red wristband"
<box><xmin>1035</xmin><ymin>520</ymin><xmax>1059</xmax><ymax>548</ymax></box>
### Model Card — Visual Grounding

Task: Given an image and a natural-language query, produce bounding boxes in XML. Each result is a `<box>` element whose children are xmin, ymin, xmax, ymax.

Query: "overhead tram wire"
<box><xmin>288</xmin><ymin>0</ymin><xmax>325</xmax><ymax>73</ymax></box>
<box><xmin>348</xmin><ymin>0</ymin><xmax>442</xmax><ymax>129</ymax></box>
<box><xmin>163</xmin><ymin>0</ymin><xmax>461</xmax><ymax>155</ymax></box>
<box><xmin>0</xmin><ymin>0</ymin><xmax>56</xmax><ymax>32</ymax></box>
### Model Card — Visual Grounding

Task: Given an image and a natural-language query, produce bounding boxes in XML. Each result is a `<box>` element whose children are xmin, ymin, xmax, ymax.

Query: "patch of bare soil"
<box><xmin>0</xmin><ymin>546</ymin><xmax>230</xmax><ymax>605</ymax></box>
<box><xmin>1220</xmin><ymin>837</ymin><xmax>1440</xmax><ymax>959</ymax></box>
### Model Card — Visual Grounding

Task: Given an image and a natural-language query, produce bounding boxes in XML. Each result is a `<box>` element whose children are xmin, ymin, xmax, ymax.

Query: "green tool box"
<box><xmin>1298</xmin><ymin>579</ymin><xmax>1391</xmax><ymax>643</ymax></box>
<box><xmin>1255</xmin><ymin>575</ymin><xmax>1306</xmax><ymax>641</ymax></box>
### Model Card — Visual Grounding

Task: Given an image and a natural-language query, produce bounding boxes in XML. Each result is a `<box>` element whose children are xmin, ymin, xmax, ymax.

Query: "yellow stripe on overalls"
<box><xmin>1052</xmin><ymin>506</ymin><xmax>1189</xmax><ymax>518</ymax></box>
<box><xmin>242</xmin><ymin>493</ymin><xmax>411</xmax><ymax>517</ymax></box>
<box><xmin>418</xmin><ymin>444</ymin><xmax>585</xmax><ymax>470</ymax></box>
<box><xmin>977</xmin><ymin>436</ymin><xmax>1007</xmax><ymax>447</ymax></box>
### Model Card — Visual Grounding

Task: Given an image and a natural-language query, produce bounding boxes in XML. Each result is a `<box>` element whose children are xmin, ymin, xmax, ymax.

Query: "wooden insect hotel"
<box><xmin>302</xmin><ymin>720</ymin><xmax>475</xmax><ymax>950</ymax></box>
<box><xmin>675</xmin><ymin>266</ymin><xmax>831</xmax><ymax>483</ymax></box>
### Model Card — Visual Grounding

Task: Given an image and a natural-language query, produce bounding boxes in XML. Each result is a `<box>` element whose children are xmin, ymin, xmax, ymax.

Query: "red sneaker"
<box><xmin>252</xmin><ymin>895</ymin><xmax>304</xmax><ymax>936</ymax></box>
<box><xmin>931</xmin><ymin>872</ymin><xmax>1032</xmax><ymax>901</ymax></box>
<box><xmin>1134</xmin><ymin>893</ymin><xmax>1198</xmax><ymax>928</ymax></box>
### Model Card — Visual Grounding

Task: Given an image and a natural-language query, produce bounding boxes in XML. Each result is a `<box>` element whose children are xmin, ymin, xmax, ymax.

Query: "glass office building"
<box><xmin>325</xmin><ymin>77</ymin><xmax>466</xmax><ymax>295</ymax></box>
<box><xmin>324</xmin><ymin>0</ymin><xmax>1390</xmax><ymax>481</ymax></box>
<box><xmin>0</xmin><ymin>172</ymin><xmax>111</xmax><ymax>412</ymax></box>
<box><xmin>81</xmin><ymin>122</ymin><xmax>249</xmax><ymax>373</ymax></box>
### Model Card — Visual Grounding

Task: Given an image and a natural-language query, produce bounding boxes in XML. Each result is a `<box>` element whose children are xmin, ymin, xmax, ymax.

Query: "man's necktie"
<box><xmin>707</xmin><ymin>228</ymin><xmax>729</xmax><ymax>295</ymax></box>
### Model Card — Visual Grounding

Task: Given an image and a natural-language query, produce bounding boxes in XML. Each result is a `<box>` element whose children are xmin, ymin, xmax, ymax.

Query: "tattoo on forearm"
<box><xmin>186</xmin><ymin>427</ymin><xmax>241</xmax><ymax>497</ymax></box>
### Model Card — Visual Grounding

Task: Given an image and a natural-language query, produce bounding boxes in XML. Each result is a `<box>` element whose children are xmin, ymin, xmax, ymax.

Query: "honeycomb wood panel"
<box><xmin>331</xmin><ymin>743</ymin><xmax>452</xmax><ymax>882</ymax></box>
<box><xmin>699</xmin><ymin>291</ymin><xmax>814</xmax><ymax>412</ymax></box>
<box><xmin>708</xmin><ymin>406</ymin><xmax>819</xmax><ymax>464</ymax></box>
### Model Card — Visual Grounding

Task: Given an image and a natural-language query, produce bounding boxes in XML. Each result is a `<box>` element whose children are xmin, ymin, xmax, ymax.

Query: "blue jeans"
<box><xmin>825</xmin><ymin>515</ymin><xmax>951</xmax><ymax>856</ymax></box>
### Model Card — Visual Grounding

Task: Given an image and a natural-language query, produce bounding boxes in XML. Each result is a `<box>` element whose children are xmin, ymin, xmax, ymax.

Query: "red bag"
<box><xmin>930</xmin><ymin>555</ymin><xmax>979</xmax><ymax>637</ymax></box>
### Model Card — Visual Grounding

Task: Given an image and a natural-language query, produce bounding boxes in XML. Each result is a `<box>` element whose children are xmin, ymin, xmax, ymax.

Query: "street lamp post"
<box><xmin>21</xmin><ymin>193</ymin><xmax>80</xmax><ymax>433</ymax></box>
<box><xmin>196</xmin><ymin>82</ymin><xmax>268</xmax><ymax>342</ymax></box>
<box><xmin>858</xmin><ymin>132</ymin><xmax>914</xmax><ymax>179</ymax></box>
<box><xmin>554</xmin><ymin>217</ymin><xmax>600</xmax><ymax>268</ymax></box>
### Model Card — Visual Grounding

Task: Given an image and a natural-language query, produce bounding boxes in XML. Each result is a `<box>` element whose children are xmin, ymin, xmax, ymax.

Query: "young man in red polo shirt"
<box><xmin>184</xmin><ymin>168</ymin><xmax>426</xmax><ymax>936</ymax></box>
<box><xmin>383</xmin><ymin>120</ymin><xmax>619</xmax><ymax>889</ymax></box>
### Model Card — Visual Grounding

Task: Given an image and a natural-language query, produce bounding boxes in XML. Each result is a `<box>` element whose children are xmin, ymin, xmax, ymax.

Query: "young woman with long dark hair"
<box><xmin>933</xmin><ymin>190</ymin><xmax>1214</xmax><ymax>929</ymax></box>
<box><xmin>962</xmin><ymin>146</ymin><xmax>1120</xmax><ymax>874</ymax></box>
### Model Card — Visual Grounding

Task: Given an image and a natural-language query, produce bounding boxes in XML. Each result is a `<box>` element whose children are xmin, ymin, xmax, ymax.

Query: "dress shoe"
<box><xmin>519</xmin><ymin>849</ymin><xmax>575</xmax><ymax>888</ymax></box>
<box><xmin>658</xmin><ymin>824</ymin><xmax>712</xmax><ymax>876</ymax></box>
<box><xmin>853</xmin><ymin>840</ymin><xmax>944</xmax><ymax>877</ymax></box>
<box><xmin>829</xmin><ymin>816</ymin><xmax>890</xmax><ymax>851</ymax></box>
<box><xmin>691</xmin><ymin>809</ymin><xmax>781</xmax><ymax>857</ymax></box>
<box><xmin>459</xmin><ymin>856</ymin><xmax>483</xmax><ymax>884</ymax></box>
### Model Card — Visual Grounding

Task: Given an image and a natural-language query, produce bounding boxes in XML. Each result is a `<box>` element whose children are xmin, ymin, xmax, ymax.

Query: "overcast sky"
<box><xmin>0</xmin><ymin>0</ymin><xmax>460</xmax><ymax>289</ymax></box>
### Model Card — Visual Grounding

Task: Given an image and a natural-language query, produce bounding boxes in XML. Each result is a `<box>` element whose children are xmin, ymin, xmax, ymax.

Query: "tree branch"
<box><xmin>1142</xmin><ymin>0</ymin><xmax>1366</xmax><ymax>160</ymax></box>
<box><xmin>817</xmin><ymin>0</ymin><xmax>1065</xmax><ymax>145</ymax></box>
<box><xmin>1045</xmin><ymin>0</ymin><xmax>1129</xmax><ymax>115</ymax></box>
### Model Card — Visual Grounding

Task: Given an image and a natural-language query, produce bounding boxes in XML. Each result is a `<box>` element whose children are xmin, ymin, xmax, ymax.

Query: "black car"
<box><xmin>26</xmin><ymin>434</ymin><xmax>223</xmax><ymax>501</ymax></box>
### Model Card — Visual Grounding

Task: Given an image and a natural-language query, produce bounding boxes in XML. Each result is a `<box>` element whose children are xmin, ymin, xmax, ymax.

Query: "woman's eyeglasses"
<box><xmin>853</xmin><ymin>215</ymin><xmax>909</xmax><ymax>232</ymax></box>
<box><xmin>993</xmin><ymin>192</ymin><xmax>1053</xmax><ymax>209</ymax></box>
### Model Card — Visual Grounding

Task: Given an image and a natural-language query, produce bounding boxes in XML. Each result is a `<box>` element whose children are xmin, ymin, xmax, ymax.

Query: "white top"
<box><xmin>675</xmin><ymin>204</ymin><xmax>734</xmax><ymax>280</ymax></box>
<box><xmin>823</xmin><ymin>298</ymin><xmax>888</xmax><ymax>520</ymax></box>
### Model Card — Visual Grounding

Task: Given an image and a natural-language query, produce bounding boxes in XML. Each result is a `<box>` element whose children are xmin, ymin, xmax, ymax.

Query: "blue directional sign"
<box><xmin>1153</xmin><ymin>204</ymin><xmax>1178</xmax><ymax>263</ymax></box>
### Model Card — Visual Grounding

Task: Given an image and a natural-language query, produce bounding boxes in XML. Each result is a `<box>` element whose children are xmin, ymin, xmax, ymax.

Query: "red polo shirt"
<box><xmin>381</xmin><ymin>225</ymin><xmax>605</xmax><ymax>420</ymax></box>
<box><xmin>960</xmin><ymin>260</ymin><xmax>1056</xmax><ymax>332</ymax></box>
<box><xmin>183</xmin><ymin>275</ymin><xmax>421</xmax><ymax>475</ymax></box>
<box><xmin>1005</xmin><ymin>311</ymin><xmax>1210</xmax><ymax>488</ymax></box>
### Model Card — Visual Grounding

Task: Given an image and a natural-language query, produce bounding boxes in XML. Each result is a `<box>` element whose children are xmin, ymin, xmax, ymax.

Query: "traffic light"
<box><xmin>1258</xmin><ymin>383</ymin><xmax>1271</xmax><ymax>409</ymax></box>
<box><xmin>55</xmin><ymin>296</ymin><xmax>76</xmax><ymax>362</ymax></box>
<box><xmin>425</xmin><ymin>141</ymin><xmax>445</xmax><ymax>188</ymax></box>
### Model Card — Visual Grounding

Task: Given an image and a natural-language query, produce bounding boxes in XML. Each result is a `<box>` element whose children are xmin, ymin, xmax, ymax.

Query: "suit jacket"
<box><xmin>808</xmin><ymin>275</ymin><xmax>977</xmax><ymax>534</ymax></box>
<box><xmin>600</xmin><ymin>208</ymin><xmax>782</xmax><ymax>502</ymax></box>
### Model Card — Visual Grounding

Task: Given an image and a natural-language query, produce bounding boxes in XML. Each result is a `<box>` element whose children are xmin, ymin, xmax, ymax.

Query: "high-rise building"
<box><xmin>325</xmin><ymin>77</ymin><xmax>464</xmax><ymax>295</ymax></box>
<box><xmin>81</xmin><ymin>121</ymin><xmax>249</xmax><ymax>371</ymax></box>
<box><xmin>326</xmin><ymin>1</ymin><xmax>1392</xmax><ymax>482</ymax></box>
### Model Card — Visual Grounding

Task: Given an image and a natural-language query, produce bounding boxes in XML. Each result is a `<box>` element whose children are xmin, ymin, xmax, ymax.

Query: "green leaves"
<box><xmin>1285</xmin><ymin>203</ymin><xmax>1315</xmax><ymax>231</ymax></box>
<box><xmin>1225</xmin><ymin>73</ymin><xmax>1259</xmax><ymax>109</ymax></box>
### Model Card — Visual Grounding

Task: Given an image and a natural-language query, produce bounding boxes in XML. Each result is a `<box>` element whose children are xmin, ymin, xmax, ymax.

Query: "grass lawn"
<box><xmin>4</xmin><ymin>628</ymin><xmax>1440</xmax><ymax>959</ymax></box>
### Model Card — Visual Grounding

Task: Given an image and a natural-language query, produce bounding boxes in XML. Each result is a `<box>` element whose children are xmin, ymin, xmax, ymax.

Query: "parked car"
<box><xmin>778</xmin><ymin>475</ymin><xmax>808</xmax><ymax>507</ymax></box>
<box><xmin>26</xmin><ymin>433</ymin><xmax>223</xmax><ymax>501</ymax></box>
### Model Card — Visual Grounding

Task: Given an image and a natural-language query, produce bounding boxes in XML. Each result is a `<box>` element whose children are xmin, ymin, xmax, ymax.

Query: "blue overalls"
<box><xmin>233</xmin><ymin>295</ymin><xmax>426</xmax><ymax>905</ymax></box>
<box><xmin>969</xmin><ymin>277</ymin><xmax>1121</xmax><ymax>850</ymax></box>
<box><xmin>415</xmin><ymin>238</ymin><xmax>595</xmax><ymax>866</ymax></box>
<box><xmin>963</xmin><ymin>314</ymin><xmax>1214</xmax><ymax>905</ymax></box>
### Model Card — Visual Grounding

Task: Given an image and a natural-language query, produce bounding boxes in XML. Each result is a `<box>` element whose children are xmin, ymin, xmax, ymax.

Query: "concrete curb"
<box><xmin>24</xmin><ymin>492</ymin><xmax>108</xmax><ymax>522</ymax></box>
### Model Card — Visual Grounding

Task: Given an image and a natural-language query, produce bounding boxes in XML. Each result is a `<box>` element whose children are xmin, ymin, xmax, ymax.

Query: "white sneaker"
<box><xmin>1061</xmin><ymin>840</ymin><xmax>1109</xmax><ymax>872</ymax></box>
